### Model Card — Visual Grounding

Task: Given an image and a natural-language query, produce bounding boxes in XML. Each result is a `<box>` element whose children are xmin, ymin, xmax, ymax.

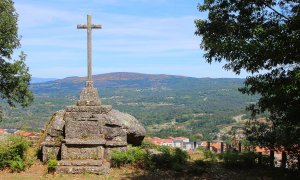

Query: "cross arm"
<box><xmin>91</xmin><ymin>24</ymin><xmax>102</xmax><ymax>29</ymax></box>
<box><xmin>77</xmin><ymin>24</ymin><xmax>88</xmax><ymax>29</ymax></box>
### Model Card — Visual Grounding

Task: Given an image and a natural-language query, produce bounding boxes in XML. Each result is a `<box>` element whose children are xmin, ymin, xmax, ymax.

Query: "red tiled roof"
<box><xmin>153</xmin><ymin>138</ymin><xmax>173</xmax><ymax>145</ymax></box>
<box><xmin>211</xmin><ymin>143</ymin><xmax>222</xmax><ymax>149</ymax></box>
<box><xmin>0</xmin><ymin>129</ymin><xmax>6</xmax><ymax>135</ymax></box>
<box><xmin>15</xmin><ymin>130</ymin><xmax>34</xmax><ymax>137</ymax></box>
<box><xmin>169</xmin><ymin>136</ymin><xmax>189</xmax><ymax>141</ymax></box>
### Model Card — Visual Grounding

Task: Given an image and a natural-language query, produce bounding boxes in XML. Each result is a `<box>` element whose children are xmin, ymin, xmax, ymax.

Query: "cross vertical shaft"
<box><xmin>87</xmin><ymin>15</ymin><xmax>92</xmax><ymax>81</ymax></box>
<box><xmin>77</xmin><ymin>15</ymin><xmax>102</xmax><ymax>82</ymax></box>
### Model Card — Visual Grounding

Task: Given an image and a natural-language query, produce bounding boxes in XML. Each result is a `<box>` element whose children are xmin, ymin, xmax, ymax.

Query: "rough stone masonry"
<box><xmin>39</xmin><ymin>15</ymin><xmax>146</xmax><ymax>174</ymax></box>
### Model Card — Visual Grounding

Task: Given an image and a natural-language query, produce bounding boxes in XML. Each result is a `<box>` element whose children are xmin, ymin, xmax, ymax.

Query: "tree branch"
<box><xmin>264</xmin><ymin>4</ymin><xmax>290</xmax><ymax>21</ymax></box>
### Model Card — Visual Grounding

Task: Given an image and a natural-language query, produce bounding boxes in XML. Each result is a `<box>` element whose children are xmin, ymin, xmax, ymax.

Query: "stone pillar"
<box><xmin>228</xmin><ymin>144</ymin><xmax>232</xmax><ymax>152</ymax></box>
<box><xmin>298</xmin><ymin>155</ymin><xmax>300</xmax><ymax>170</ymax></box>
<box><xmin>281</xmin><ymin>151</ymin><xmax>287</xmax><ymax>169</ymax></box>
<box><xmin>226</xmin><ymin>143</ymin><xmax>229</xmax><ymax>152</ymax></box>
<box><xmin>207</xmin><ymin>141</ymin><xmax>210</xmax><ymax>150</ymax></box>
<box><xmin>221</xmin><ymin>142</ymin><xmax>224</xmax><ymax>153</ymax></box>
<box><xmin>270</xmin><ymin>149</ymin><xmax>275</xmax><ymax>167</ymax></box>
<box><xmin>258</xmin><ymin>152</ymin><xmax>262</xmax><ymax>165</ymax></box>
<box><xmin>238</xmin><ymin>142</ymin><xmax>242</xmax><ymax>153</ymax></box>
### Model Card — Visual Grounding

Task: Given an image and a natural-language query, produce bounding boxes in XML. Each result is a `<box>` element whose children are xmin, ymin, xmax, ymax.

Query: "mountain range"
<box><xmin>2</xmin><ymin>72</ymin><xmax>256</xmax><ymax>140</ymax></box>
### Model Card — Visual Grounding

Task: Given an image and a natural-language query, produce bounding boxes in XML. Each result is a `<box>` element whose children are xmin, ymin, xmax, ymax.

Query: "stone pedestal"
<box><xmin>40</xmin><ymin>81</ymin><xmax>146</xmax><ymax>174</ymax></box>
<box><xmin>77</xmin><ymin>81</ymin><xmax>101</xmax><ymax>106</ymax></box>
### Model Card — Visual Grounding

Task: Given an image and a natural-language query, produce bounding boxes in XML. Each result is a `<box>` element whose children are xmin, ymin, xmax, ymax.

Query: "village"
<box><xmin>0</xmin><ymin>127</ymin><xmax>285</xmax><ymax>167</ymax></box>
<box><xmin>146</xmin><ymin>136</ymin><xmax>284</xmax><ymax>167</ymax></box>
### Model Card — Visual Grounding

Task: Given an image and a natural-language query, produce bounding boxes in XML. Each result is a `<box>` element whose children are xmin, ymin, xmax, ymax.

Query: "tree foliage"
<box><xmin>195</xmin><ymin>0</ymin><xmax>300</xmax><ymax>152</ymax></box>
<box><xmin>0</xmin><ymin>0</ymin><xmax>33</xmax><ymax>118</ymax></box>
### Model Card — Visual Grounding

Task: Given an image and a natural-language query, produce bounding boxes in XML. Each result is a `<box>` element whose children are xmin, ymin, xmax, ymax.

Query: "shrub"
<box><xmin>8</xmin><ymin>156</ymin><xmax>26</xmax><ymax>172</ymax></box>
<box><xmin>218</xmin><ymin>151</ymin><xmax>260</xmax><ymax>168</ymax></box>
<box><xmin>219</xmin><ymin>152</ymin><xmax>240</xmax><ymax>168</ymax></box>
<box><xmin>141</xmin><ymin>140</ymin><xmax>158</xmax><ymax>150</ymax></box>
<box><xmin>0</xmin><ymin>135</ymin><xmax>30</xmax><ymax>170</ymax></box>
<box><xmin>196</xmin><ymin>147</ymin><xmax>216</xmax><ymax>162</ymax></box>
<box><xmin>173</xmin><ymin>148</ymin><xmax>189</xmax><ymax>164</ymax></box>
<box><xmin>47</xmin><ymin>159</ymin><xmax>58</xmax><ymax>173</ymax></box>
<box><xmin>151</xmin><ymin>146</ymin><xmax>189</xmax><ymax>170</ymax></box>
<box><xmin>111</xmin><ymin>147</ymin><xmax>146</xmax><ymax>167</ymax></box>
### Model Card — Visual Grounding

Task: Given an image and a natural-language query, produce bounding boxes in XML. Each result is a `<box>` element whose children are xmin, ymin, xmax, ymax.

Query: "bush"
<box><xmin>196</xmin><ymin>147</ymin><xmax>216</xmax><ymax>162</ymax></box>
<box><xmin>151</xmin><ymin>146</ymin><xmax>189</xmax><ymax>170</ymax></box>
<box><xmin>8</xmin><ymin>156</ymin><xmax>25</xmax><ymax>172</ymax></box>
<box><xmin>0</xmin><ymin>135</ymin><xmax>30</xmax><ymax>170</ymax></box>
<box><xmin>47</xmin><ymin>151</ymin><xmax>58</xmax><ymax>173</ymax></box>
<box><xmin>111</xmin><ymin>147</ymin><xmax>146</xmax><ymax>167</ymax></box>
<box><xmin>141</xmin><ymin>140</ymin><xmax>158</xmax><ymax>150</ymax></box>
<box><xmin>47</xmin><ymin>159</ymin><xmax>58</xmax><ymax>173</ymax></box>
<box><xmin>218</xmin><ymin>151</ymin><xmax>259</xmax><ymax>168</ymax></box>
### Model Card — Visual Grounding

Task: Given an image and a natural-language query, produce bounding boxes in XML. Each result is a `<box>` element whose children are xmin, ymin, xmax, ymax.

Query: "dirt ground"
<box><xmin>1</xmin><ymin>162</ymin><xmax>300</xmax><ymax>180</ymax></box>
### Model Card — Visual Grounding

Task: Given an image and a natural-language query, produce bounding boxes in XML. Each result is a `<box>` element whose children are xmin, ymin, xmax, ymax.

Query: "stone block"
<box><xmin>64</xmin><ymin>138</ymin><xmax>106</xmax><ymax>145</ymax></box>
<box><xmin>47</xmin><ymin>110</ymin><xmax>65</xmax><ymax>137</ymax></box>
<box><xmin>65</xmin><ymin>120</ymin><xmax>102</xmax><ymax>140</ymax></box>
<box><xmin>102</xmin><ymin>126</ymin><xmax>126</xmax><ymax>141</ymax></box>
<box><xmin>43</xmin><ymin>135</ymin><xmax>63</xmax><ymax>146</ymax></box>
<box><xmin>58</xmin><ymin>159</ymin><xmax>103</xmax><ymax>166</ymax></box>
<box><xmin>56</xmin><ymin>163</ymin><xmax>110</xmax><ymax>174</ymax></box>
<box><xmin>77</xmin><ymin>82</ymin><xmax>101</xmax><ymax>106</ymax></box>
<box><xmin>65</xmin><ymin>105</ymin><xmax>112</xmax><ymax>114</ymax></box>
<box><xmin>42</xmin><ymin>146</ymin><xmax>60</xmax><ymax>162</ymax></box>
<box><xmin>105</xmin><ymin>141</ymin><xmax>127</xmax><ymax>147</ymax></box>
<box><xmin>61</xmin><ymin>144</ymin><xmax>104</xmax><ymax>160</ymax></box>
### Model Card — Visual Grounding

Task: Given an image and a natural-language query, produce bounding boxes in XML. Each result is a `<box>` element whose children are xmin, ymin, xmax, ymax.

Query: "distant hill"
<box><xmin>31</xmin><ymin>77</ymin><xmax>57</xmax><ymax>84</ymax></box>
<box><xmin>1</xmin><ymin>72</ymin><xmax>256</xmax><ymax>140</ymax></box>
<box><xmin>31</xmin><ymin>72</ymin><xmax>244</xmax><ymax>95</ymax></box>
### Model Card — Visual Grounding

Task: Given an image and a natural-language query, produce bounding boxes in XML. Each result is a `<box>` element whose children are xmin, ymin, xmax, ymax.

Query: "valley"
<box><xmin>0</xmin><ymin>72</ymin><xmax>258</xmax><ymax>141</ymax></box>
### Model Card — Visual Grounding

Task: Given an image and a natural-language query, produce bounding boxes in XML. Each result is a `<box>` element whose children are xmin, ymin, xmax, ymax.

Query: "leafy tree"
<box><xmin>0</xmin><ymin>0</ymin><xmax>33</xmax><ymax>119</ymax></box>
<box><xmin>195</xmin><ymin>1</ymin><xmax>300</xmax><ymax>153</ymax></box>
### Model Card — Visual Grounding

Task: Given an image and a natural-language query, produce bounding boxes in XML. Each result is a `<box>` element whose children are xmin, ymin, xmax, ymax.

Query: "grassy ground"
<box><xmin>0</xmin><ymin>152</ymin><xmax>299</xmax><ymax>180</ymax></box>
<box><xmin>0</xmin><ymin>162</ymin><xmax>299</xmax><ymax>180</ymax></box>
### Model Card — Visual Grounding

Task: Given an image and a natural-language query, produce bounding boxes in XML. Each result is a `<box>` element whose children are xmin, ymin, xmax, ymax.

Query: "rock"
<box><xmin>48</xmin><ymin>110</ymin><xmax>65</xmax><ymax>137</ymax></box>
<box><xmin>106</xmin><ymin>109</ymin><xmax>146</xmax><ymax>145</ymax></box>
<box><xmin>56</xmin><ymin>163</ymin><xmax>110</xmax><ymax>174</ymax></box>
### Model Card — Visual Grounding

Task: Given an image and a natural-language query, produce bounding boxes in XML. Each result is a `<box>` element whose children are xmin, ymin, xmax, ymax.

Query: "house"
<box><xmin>183</xmin><ymin>142</ymin><xmax>194</xmax><ymax>151</ymax></box>
<box><xmin>5</xmin><ymin>129</ymin><xmax>17</xmax><ymax>134</ymax></box>
<box><xmin>173</xmin><ymin>140</ymin><xmax>183</xmax><ymax>148</ymax></box>
<box><xmin>194</xmin><ymin>141</ymin><xmax>203</xmax><ymax>149</ymax></box>
<box><xmin>161</xmin><ymin>139</ymin><xmax>173</xmax><ymax>147</ymax></box>
<box><xmin>147</xmin><ymin>136</ymin><xmax>191</xmax><ymax>149</ymax></box>
<box><xmin>151</xmin><ymin>137</ymin><xmax>173</xmax><ymax>147</ymax></box>
<box><xmin>169</xmin><ymin>136</ymin><xmax>189</xmax><ymax>142</ymax></box>
<box><xmin>210</xmin><ymin>142</ymin><xmax>222</xmax><ymax>153</ymax></box>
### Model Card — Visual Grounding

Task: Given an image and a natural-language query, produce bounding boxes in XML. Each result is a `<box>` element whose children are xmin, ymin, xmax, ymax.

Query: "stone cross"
<box><xmin>77</xmin><ymin>15</ymin><xmax>102</xmax><ymax>81</ymax></box>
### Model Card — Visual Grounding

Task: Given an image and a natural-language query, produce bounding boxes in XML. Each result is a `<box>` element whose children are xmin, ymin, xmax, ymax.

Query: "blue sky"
<box><xmin>13</xmin><ymin>0</ymin><xmax>248</xmax><ymax>78</ymax></box>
